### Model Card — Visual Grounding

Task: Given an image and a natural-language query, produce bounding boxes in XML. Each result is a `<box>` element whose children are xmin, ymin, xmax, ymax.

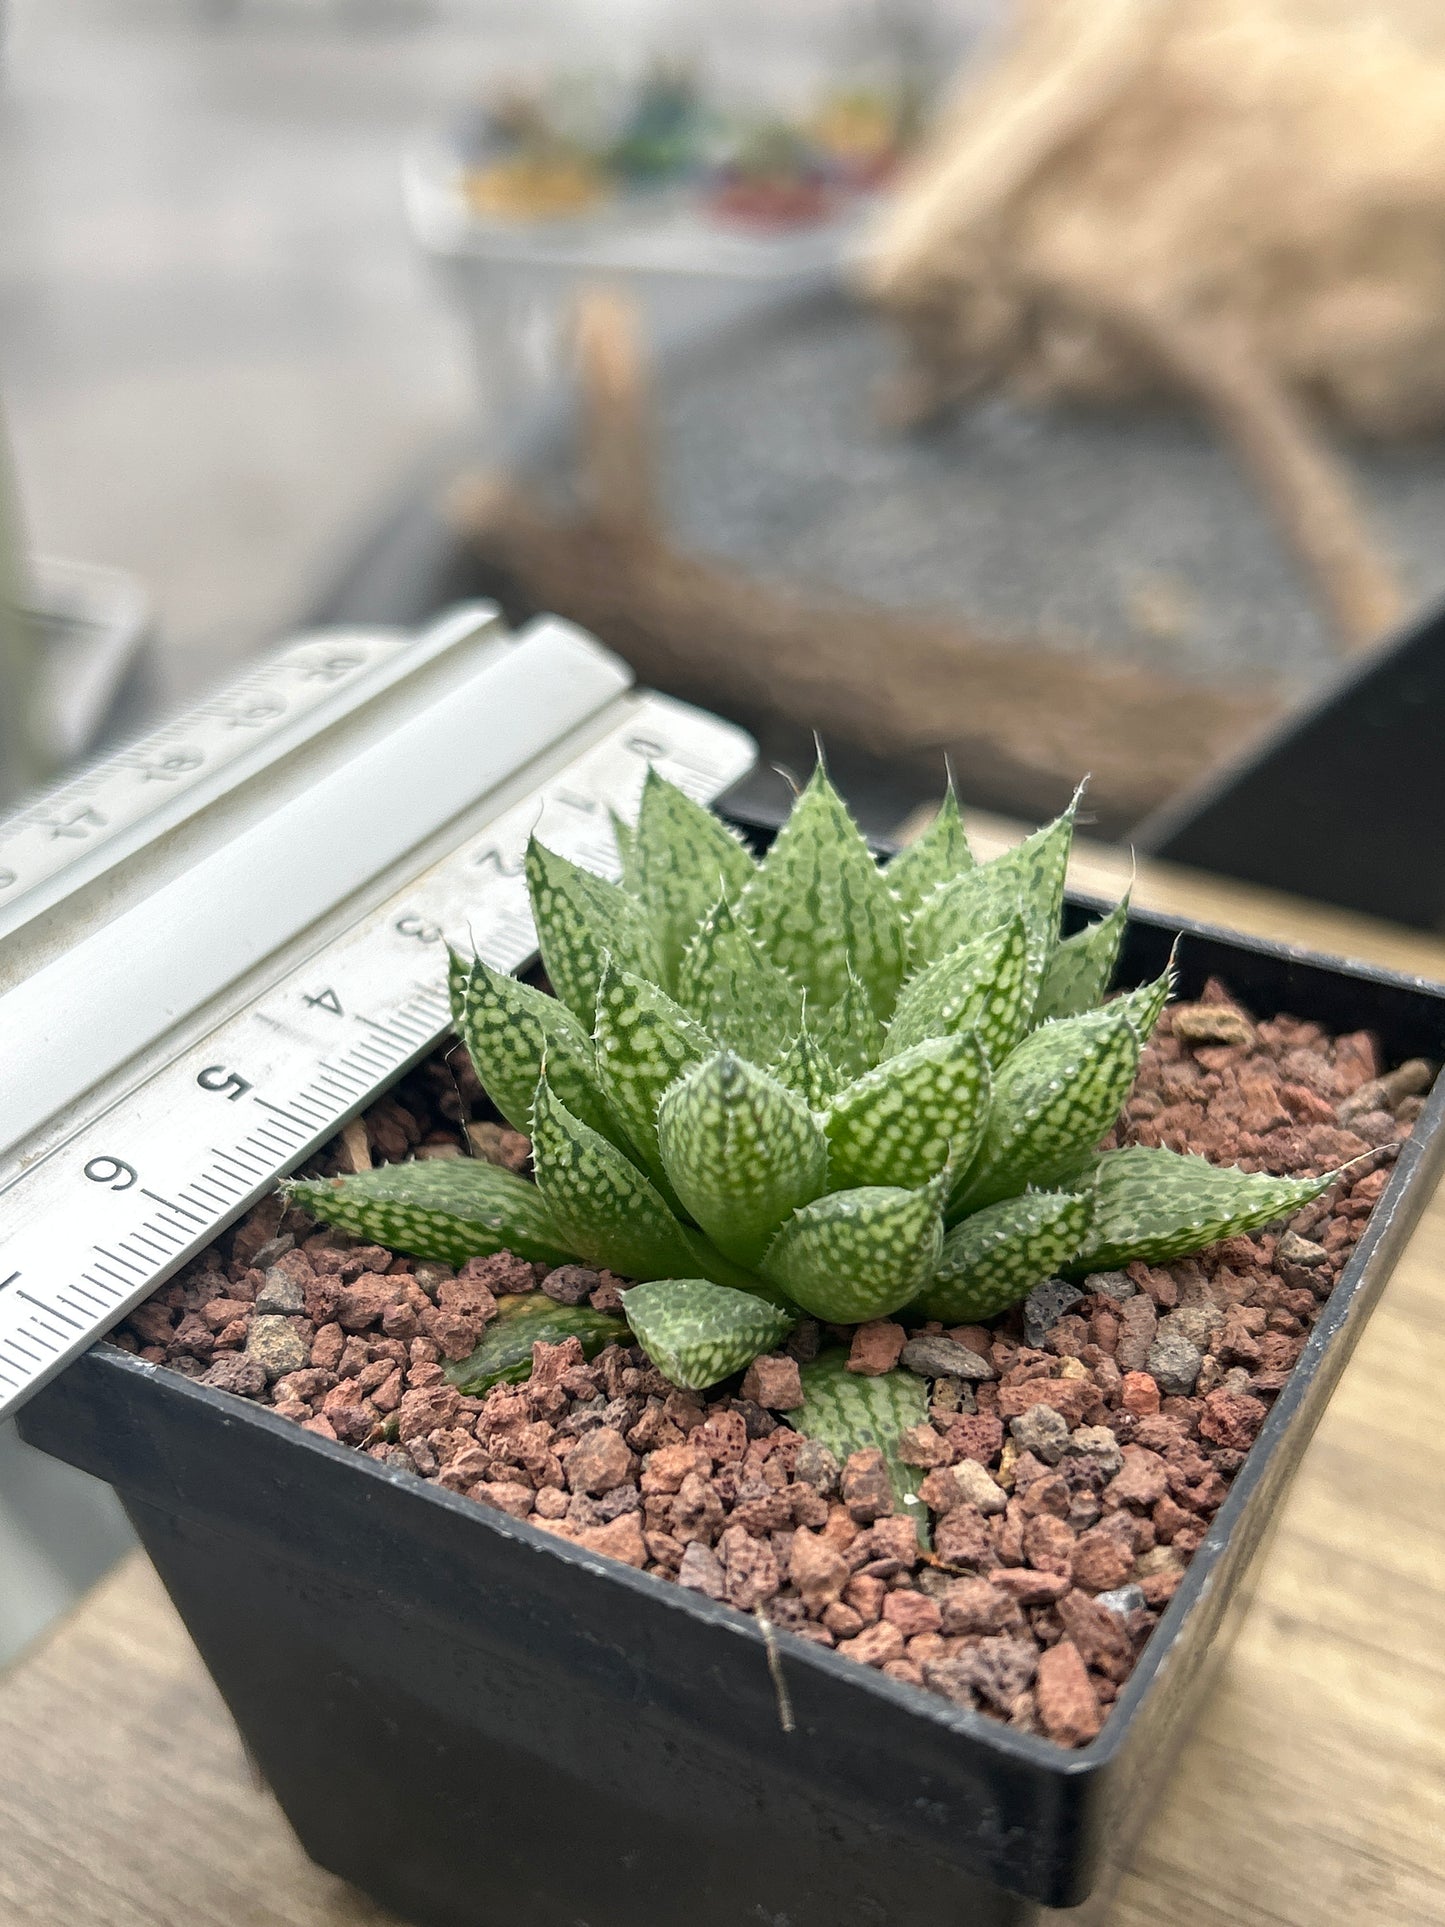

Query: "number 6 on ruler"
<box><xmin>84</xmin><ymin>1156</ymin><xmax>137</xmax><ymax>1190</ymax></box>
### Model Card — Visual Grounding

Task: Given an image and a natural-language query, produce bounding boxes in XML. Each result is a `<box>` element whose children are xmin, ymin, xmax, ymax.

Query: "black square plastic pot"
<box><xmin>19</xmin><ymin>900</ymin><xmax>1445</xmax><ymax>1927</ymax></box>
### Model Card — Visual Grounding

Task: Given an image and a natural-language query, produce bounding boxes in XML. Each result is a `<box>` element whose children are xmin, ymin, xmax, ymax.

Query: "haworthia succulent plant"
<box><xmin>807</xmin><ymin>966</ymin><xmax>887</xmax><ymax>1086</ymax></box>
<box><xmin>950</xmin><ymin>1002</ymin><xmax>1143</xmax><ymax>1215</ymax></box>
<box><xmin>296</xmin><ymin>762</ymin><xmax>1342</xmax><ymax>1392</ymax></box>
<box><xmin>882</xmin><ymin>916</ymin><xmax>1030</xmax><ymax>1064</ymax></box>
<box><xmin>918</xmin><ymin>1189</ymin><xmax>1095</xmax><ymax>1323</ymax></box>
<box><xmin>770</xmin><ymin>1019</ymin><xmax>845</xmax><ymax>1109</ymax></box>
<box><xmin>738</xmin><ymin>762</ymin><xmax>905</xmax><ymax>1017</ymax></box>
<box><xmin>824</xmin><ymin>1033</ymin><xmax>988</xmax><ymax>1190</ymax></box>
<box><xmin>449</xmin><ymin>950</ymin><xmax>611</xmax><ymax>1140</ymax></box>
<box><xmin>791</xmin><ymin>1349</ymin><xmax>931</xmax><ymax>1542</ymax></box>
<box><xmin>593</xmin><ymin>959</ymin><xmax>711</xmax><ymax>1183</ymax></box>
<box><xmin>1071</xmin><ymin>1145</ymin><xmax>1336</xmax><ymax>1272</ymax></box>
<box><xmin>675</xmin><ymin>895</ymin><xmax>804</xmax><ymax>1064</ymax></box>
<box><xmin>760</xmin><ymin>1168</ymin><xmax>950</xmax><ymax>1323</ymax></box>
<box><xmin>445</xmin><ymin>1293</ymin><xmax>628</xmax><ymax>1395</ymax></box>
<box><xmin>884</xmin><ymin>775</ymin><xmax>973</xmax><ymax>914</ymax></box>
<box><xmin>525</xmin><ymin>837</ymin><xmax>657</xmax><ymax>1027</ymax></box>
<box><xmin>631</xmin><ymin>766</ymin><xmax>756</xmax><ymax>987</ymax></box>
<box><xmin>1035</xmin><ymin>897</ymin><xmax>1130</xmax><ymax>1025</ymax></box>
<box><xmin>622</xmin><ymin>1279</ymin><xmax>793</xmax><ymax>1390</ymax></box>
<box><xmin>284</xmin><ymin>1159</ymin><xmax>572</xmax><ymax>1268</ymax></box>
<box><xmin>657</xmin><ymin>1051</ymin><xmax>828</xmax><ymax>1268</ymax></box>
<box><xmin>529</xmin><ymin>1077</ymin><xmax>736</xmax><ymax>1287</ymax></box>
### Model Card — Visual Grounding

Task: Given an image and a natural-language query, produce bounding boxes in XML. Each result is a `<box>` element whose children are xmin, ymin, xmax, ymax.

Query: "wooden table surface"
<box><xmin>3</xmin><ymin>831</ymin><xmax>1444</xmax><ymax>1927</ymax></box>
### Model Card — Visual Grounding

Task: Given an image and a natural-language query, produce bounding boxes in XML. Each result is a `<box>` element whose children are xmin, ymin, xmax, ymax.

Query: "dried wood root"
<box><xmin>864</xmin><ymin>0</ymin><xmax>1429</xmax><ymax>651</ymax></box>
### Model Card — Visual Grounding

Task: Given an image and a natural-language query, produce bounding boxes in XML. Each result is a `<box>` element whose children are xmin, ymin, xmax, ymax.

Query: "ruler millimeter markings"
<box><xmin>0</xmin><ymin>665</ymin><xmax>753</xmax><ymax>1421</ymax></box>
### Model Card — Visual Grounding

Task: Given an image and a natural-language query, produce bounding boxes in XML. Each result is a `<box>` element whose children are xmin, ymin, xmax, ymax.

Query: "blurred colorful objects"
<box><xmin>705</xmin><ymin>124</ymin><xmax>832</xmax><ymax>231</ymax></box>
<box><xmin>456</xmin><ymin>62</ymin><xmax>927</xmax><ymax>233</ymax></box>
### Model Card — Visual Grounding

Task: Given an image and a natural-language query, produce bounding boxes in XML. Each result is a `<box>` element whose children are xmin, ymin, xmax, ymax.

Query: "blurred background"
<box><xmin>5</xmin><ymin>0</ymin><xmax>1445</xmax><ymax>1658</ymax></box>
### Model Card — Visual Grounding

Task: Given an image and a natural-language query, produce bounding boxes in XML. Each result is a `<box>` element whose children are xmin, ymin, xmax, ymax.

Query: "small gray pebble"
<box><xmin>1065</xmin><ymin>1424</ymin><xmax>1123</xmax><ymax>1480</ymax></box>
<box><xmin>541</xmin><ymin>1263</ymin><xmax>599</xmax><ymax>1306</ymax></box>
<box><xmin>900</xmin><ymin>1335</ymin><xmax>995</xmax><ymax>1382</ymax></box>
<box><xmin>1160</xmin><ymin>1304</ymin><xmax>1224</xmax><ymax>1349</ymax></box>
<box><xmin>1147</xmin><ymin>1331</ymin><xmax>1203</xmax><ymax>1397</ymax></box>
<box><xmin>1083</xmin><ymin>1270</ymin><xmax>1137</xmax><ymax>1302</ymax></box>
<box><xmin>793</xmin><ymin>1439</ymin><xmax>840</xmax><ymax>1495</ymax></box>
<box><xmin>412</xmin><ymin>1261</ymin><xmax>453</xmax><ymax>1301</ymax></box>
<box><xmin>1095</xmin><ymin>1584</ymin><xmax>1147</xmax><ymax>1619</ymax></box>
<box><xmin>253</xmin><ymin>1267</ymin><xmax>307</xmax><ymax>1316</ymax></box>
<box><xmin>245</xmin><ymin>1314</ymin><xmax>311</xmax><ymax>1382</ymax></box>
<box><xmin>1008</xmin><ymin>1404</ymin><xmax>1071</xmax><ymax>1465</ymax></box>
<box><xmin>1023</xmin><ymin>1277</ymin><xmax>1086</xmax><ymax>1349</ymax></box>
<box><xmin>1221</xmin><ymin>1366</ymin><xmax>1254</xmax><ymax>1397</ymax></box>
<box><xmin>1276</xmin><ymin>1230</ymin><xmax>1327</xmax><ymax>1269</ymax></box>
<box><xmin>249</xmin><ymin>1234</ymin><xmax>295</xmax><ymax>1271</ymax></box>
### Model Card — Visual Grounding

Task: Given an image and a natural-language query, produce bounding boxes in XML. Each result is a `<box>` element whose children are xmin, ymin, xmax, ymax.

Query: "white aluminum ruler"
<box><xmin>0</xmin><ymin>605</ymin><xmax>755</xmax><ymax>1420</ymax></box>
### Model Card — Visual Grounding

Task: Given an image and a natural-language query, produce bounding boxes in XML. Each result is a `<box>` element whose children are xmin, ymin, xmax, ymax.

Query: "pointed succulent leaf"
<box><xmin>760</xmin><ymin>1170</ymin><xmax>948</xmax><ymax>1323</ymax></box>
<box><xmin>675</xmin><ymin>895</ymin><xmax>806</xmax><ymax>1062</ymax></box>
<box><xmin>908</xmin><ymin>798</ymin><xmax>1077</xmax><ymax>1014</ymax></box>
<box><xmin>656</xmin><ymin>1050</ymin><xmax>829</xmax><ymax>1267</ymax></box>
<box><xmin>449</xmin><ymin>950</ymin><xmax>612</xmax><ymax>1139</ymax></box>
<box><xmin>1071</xmin><ymin>1145</ymin><xmax>1337</xmax><ymax>1271</ymax></box>
<box><xmin>1111</xmin><ymin>963</ymin><xmax>1173</xmax><ymax>1046</ymax></box>
<box><xmin>792</xmin><ymin>1349</ymin><xmax>930</xmax><ymax>1541</ymax></box>
<box><xmin>623</xmin><ymin>1279</ymin><xmax>794</xmax><ymax>1390</ymax></box>
<box><xmin>951</xmin><ymin>1003</ymin><xmax>1141</xmax><ymax>1213</ymax></box>
<box><xmin>530</xmin><ymin>1076</ymin><xmax>718</xmax><ymax>1283</ymax></box>
<box><xmin>885</xmin><ymin>776</ymin><xmax>973</xmax><ymax>914</ymax></box>
<box><xmin>594</xmin><ymin>959</ymin><xmax>711</xmax><ymax>1180</ymax></box>
<box><xmin>809</xmin><ymin>966</ymin><xmax>887</xmax><ymax>1086</ymax></box>
<box><xmin>445</xmin><ymin>1294</ymin><xmax>628</xmax><ymax>1395</ymax></box>
<box><xmin>284</xmin><ymin>1160</ymin><xmax>572</xmax><ymax>1268</ymax></box>
<box><xmin>610</xmin><ymin>808</ymin><xmax>641</xmax><ymax>894</ymax></box>
<box><xmin>1034</xmin><ymin>897</ymin><xmax>1129</xmax><ymax>1024</ymax></box>
<box><xmin>825</xmin><ymin>1033</ymin><xmax>990</xmax><ymax>1190</ymax></box>
<box><xmin>632</xmin><ymin>768</ymin><xmax>756</xmax><ymax>987</ymax></box>
<box><xmin>738</xmin><ymin>763</ymin><xmax>905</xmax><ymax>1017</ymax></box>
<box><xmin>771</xmin><ymin>1019</ymin><xmax>847</xmax><ymax>1109</ymax></box>
<box><xmin>884</xmin><ymin>915</ymin><xmax>1031</xmax><ymax>1064</ymax></box>
<box><xmin>917</xmin><ymin>1190</ymin><xmax>1094</xmax><ymax>1323</ymax></box>
<box><xmin>524</xmin><ymin>837</ymin><xmax>658</xmax><ymax>1026</ymax></box>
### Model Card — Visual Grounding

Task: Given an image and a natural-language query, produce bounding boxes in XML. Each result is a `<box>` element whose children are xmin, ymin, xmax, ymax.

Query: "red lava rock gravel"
<box><xmin>115</xmin><ymin>980</ymin><xmax>1428</xmax><ymax>1750</ymax></box>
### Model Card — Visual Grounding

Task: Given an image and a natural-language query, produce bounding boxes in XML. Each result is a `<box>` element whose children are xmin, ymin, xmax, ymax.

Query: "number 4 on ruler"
<box><xmin>305</xmin><ymin>987</ymin><xmax>344</xmax><ymax>1016</ymax></box>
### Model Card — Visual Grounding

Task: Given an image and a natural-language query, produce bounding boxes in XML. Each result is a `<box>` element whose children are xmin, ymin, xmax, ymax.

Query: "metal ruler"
<box><xmin>0</xmin><ymin>604</ymin><xmax>755</xmax><ymax>1421</ymax></box>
